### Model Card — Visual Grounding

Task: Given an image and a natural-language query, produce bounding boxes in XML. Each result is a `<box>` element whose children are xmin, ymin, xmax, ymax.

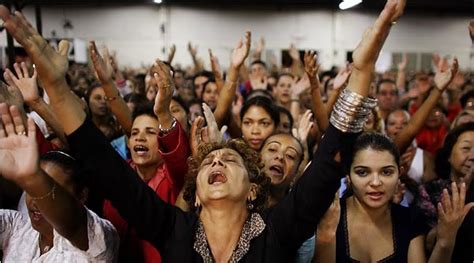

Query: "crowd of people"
<box><xmin>0</xmin><ymin>0</ymin><xmax>472</xmax><ymax>262</ymax></box>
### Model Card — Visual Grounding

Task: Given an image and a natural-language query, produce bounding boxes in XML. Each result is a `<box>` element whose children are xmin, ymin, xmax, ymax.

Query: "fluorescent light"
<box><xmin>153</xmin><ymin>0</ymin><xmax>162</xmax><ymax>4</ymax></box>
<box><xmin>339</xmin><ymin>0</ymin><xmax>362</xmax><ymax>10</ymax></box>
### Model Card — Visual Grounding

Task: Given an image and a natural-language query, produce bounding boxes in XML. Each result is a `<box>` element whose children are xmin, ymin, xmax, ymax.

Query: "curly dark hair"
<box><xmin>183</xmin><ymin>139</ymin><xmax>270</xmax><ymax>213</ymax></box>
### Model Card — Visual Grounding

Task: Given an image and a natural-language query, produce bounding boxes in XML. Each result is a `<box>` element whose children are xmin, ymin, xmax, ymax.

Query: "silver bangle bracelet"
<box><xmin>330</xmin><ymin>89</ymin><xmax>377</xmax><ymax>133</ymax></box>
<box><xmin>158</xmin><ymin>117</ymin><xmax>178</xmax><ymax>135</ymax></box>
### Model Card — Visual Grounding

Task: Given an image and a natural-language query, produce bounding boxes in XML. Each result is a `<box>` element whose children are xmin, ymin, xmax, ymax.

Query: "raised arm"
<box><xmin>0</xmin><ymin>103</ymin><xmax>88</xmax><ymax>250</ymax></box>
<box><xmin>304</xmin><ymin>51</ymin><xmax>329</xmax><ymax>133</ymax></box>
<box><xmin>325</xmin><ymin>64</ymin><xmax>351</xmax><ymax>117</ymax></box>
<box><xmin>4</xmin><ymin>64</ymin><xmax>69</xmax><ymax>149</ymax></box>
<box><xmin>394</xmin><ymin>58</ymin><xmax>458</xmax><ymax>153</ymax></box>
<box><xmin>268</xmin><ymin>0</ymin><xmax>405</xmax><ymax>250</ymax></box>
<box><xmin>90</xmin><ymin>41</ymin><xmax>133</xmax><ymax>136</ymax></box>
<box><xmin>214</xmin><ymin>31</ymin><xmax>251</xmax><ymax>127</ymax></box>
<box><xmin>0</xmin><ymin>7</ymin><xmax>86</xmax><ymax>135</ymax></box>
<box><xmin>209</xmin><ymin>49</ymin><xmax>224</xmax><ymax>92</ymax></box>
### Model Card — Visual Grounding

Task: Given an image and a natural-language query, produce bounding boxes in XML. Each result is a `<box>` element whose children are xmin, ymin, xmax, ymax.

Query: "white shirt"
<box><xmin>0</xmin><ymin>209</ymin><xmax>119</xmax><ymax>262</ymax></box>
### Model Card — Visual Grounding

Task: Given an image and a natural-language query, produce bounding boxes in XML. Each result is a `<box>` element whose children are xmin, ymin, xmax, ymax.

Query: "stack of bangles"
<box><xmin>330</xmin><ymin>88</ymin><xmax>377</xmax><ymax>133</ymax></box>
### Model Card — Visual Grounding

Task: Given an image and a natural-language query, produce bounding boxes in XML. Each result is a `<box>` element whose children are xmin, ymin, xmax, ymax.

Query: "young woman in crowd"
<box><xmin>0</xmin><ymin>113</ymin><xmax>119</xmax><ymax>261</ymax></box>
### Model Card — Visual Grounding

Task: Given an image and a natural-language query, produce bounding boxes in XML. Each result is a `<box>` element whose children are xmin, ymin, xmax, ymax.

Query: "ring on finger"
<box><xmin>18</xmin><ymin>131</ymin><xmax>26</xmax><ymax>136</ymax></box>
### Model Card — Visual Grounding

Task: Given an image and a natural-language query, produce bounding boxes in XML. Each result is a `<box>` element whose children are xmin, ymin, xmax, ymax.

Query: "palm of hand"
<box><xmin>293</xmin><ymin>76</ymin><xmax>310</xmax><ymax>96</ymax></box>
<box><xmin>333</xmin><ymin>71</ymin><xmax>350</xmax><ymax>90</ymax></box>
<box><xmin>0</xmin><ymin>135</ymin><xmax>38</xmax><ymax>179</ymax></box>
<box><xmin>31</xmin><ymin>39</ymin><xmax>69</xmax><ymax>87</ymax></box>
<box><xmin>15</xmin><ymin>78</ymin><xmax>39</xmax><ymax>102</ymax></box>
<box><xmin>434</xmin><ymin>70</ymin><xmax>453</xmax><ymax>91</ymax></box>
<box><xmin>231</xmin><ymin>47</ymin><xmax>247</xmax><ymax>68</ymax></box>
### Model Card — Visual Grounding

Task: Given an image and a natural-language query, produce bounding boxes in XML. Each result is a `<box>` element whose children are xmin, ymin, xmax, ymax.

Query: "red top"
<box><xmin>416</xmin><ymin>125</ymin><xmax>448</xmax><ymax>156</ymax></box>
<box><xmin>103</xmin><ymin>122</ymin><xmax>190</xmax><ymax>262</ymax></box>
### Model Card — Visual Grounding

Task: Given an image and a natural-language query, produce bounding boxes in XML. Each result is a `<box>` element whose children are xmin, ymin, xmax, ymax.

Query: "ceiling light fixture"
<box><xmin>153</xmin><ymin>0</ymin><xmax>163</xmax><ymax>4</ymax></box>
<box><xmin>339</xmin><ymin>0</ymin><xmax>362</xmax><ymax>10</ymax></box>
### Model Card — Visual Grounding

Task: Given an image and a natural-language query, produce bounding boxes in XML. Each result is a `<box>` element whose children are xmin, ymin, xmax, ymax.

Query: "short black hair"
<box><xmin>251</xmin><ymin>60</ymin><xmax>267</xmax><ymax>69</ymax></box>
<box><xmin>246</xmin><ymin>89</ymin><xmax>273</xmax><ymax>101</ymax></box>
<box><xmin>40</xmin><ymin>151</ymin><xmax>86</xmax><ymax>197</ymax></box>
<box><xmin>240</xmin><ymin>96</ymin><xmax>280</xmax><ymax>126</ymax></box>
<box><xmin>172</xmin><ymin>95</ymin><xmax>190</xmax><ymax>114</ymax></box>
<box><xmin>124</xmin><ymin>93</ymin><xmax>147</xmax><ymax>105</ymax></box>
<box><xmin>192</xmin><ymin>71</ymin><xmax>214</xmax><ymax>83</ymax></box>
<box><xmin>132</xmin><ymin>103</ymin><xmax>156</xmax><ymax>120</ymax></box>
<box><xmin>376</xmin><ymin>79</ymin><xmax>397</xmax><ymax>95</ymax></box>
<box><xmin>275</xmin><ymin>105</ymin><xmax>293</xmax><ymax>130</ymax></box>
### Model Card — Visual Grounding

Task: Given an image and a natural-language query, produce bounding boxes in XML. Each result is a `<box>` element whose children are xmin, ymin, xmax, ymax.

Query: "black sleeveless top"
<box><xmin>336</xmin><ymin>198</ymin><xmax>428</xmax><ymax>263</ymax></box>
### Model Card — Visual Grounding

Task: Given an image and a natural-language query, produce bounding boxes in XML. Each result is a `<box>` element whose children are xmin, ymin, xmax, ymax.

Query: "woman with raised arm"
<box><xmin>0</xmin><ymin>6</ymin><xmax>380</xmax><ymax>262</ymax></box>
<box><xmin>0</xmin><ymin>104</ymin><xmax>118</xmax><ymax>262</ymax></box>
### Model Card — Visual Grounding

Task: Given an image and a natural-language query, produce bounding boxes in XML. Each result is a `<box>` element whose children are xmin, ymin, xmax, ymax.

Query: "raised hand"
<box><xmin>0</xmin><ymin>7</ymin><xmax>69</xmax><ymax>87</ymax></box>
<box><xmin>351</xmin><ymin>0</ymin><xmax>405</xmax><ymax>71</ymax></box>
<box><xmin>397</xmin><ymin>53</ymin><xmax>408</xmax><ymax>71</ymax></box>
<box><xmin>333</xmin><ymin>63</ymin><xmax>352</xmax><ymax>90</ymax></box>
<box><xmin>289</xmin><ymin>44</ymin><xmax>300</xmax><ymax>61</ymax></box>
<box><xmin>291</xmin><ymin>74</ymin><xmax>310</xmax><ymax>99</ymax></box>
<box><xmin>254</xmin><ymin>37</ymin><xmax>265</xmax><ymax>58</ymax></box>
<box><xmin>250</xmin><ymin>75</ymin><xmax>268</xmax><ymax>90</ymax></box>
<box><xmin>231</xmin><ymin>31</ymin><xmax>251</xmax><ymax>68</ymax></box>
<box><xmin>167</xmin><ymin>44</ymin><xmax>176</xmax><ymax>64</ymax></box>
<box><xmin>434</xmin><ymin>57</ymin><xmax>459</xmax><ymax>91</ymax></box>
<box><xmin>209</xmin><ymin>49</ymin><xmax>223</xmax><ymax>88</ymax></box>
<box><xmin>294</xmin><ymin>109</ymin><xmax>314</xmax><ymax>145</ymax></box>
<box><xmin>4</xmin><ymin>62</ymin><xmax>40</xmax><ymax>104</ymax></box>
<box><xmin>436</xmin><ymin>182</ymin><xmax>474</xmax><ymax>246</ymax></box>
<box><xmin>202</xmin><ymin>103</ymin><xmax>227</xmax><ymax>145</ymax></box>
<box><xmin>391</xmin><ymin>180</ymin><xmax>406</xmax><ymax>204</ymax></box>
<box><xmin>151</xmin><ymin>60</ymin><xmax>175</xmax><ymax>126</ymax></box>
<box><xmin>303</xmin><ymin>51</ymin><xmax>320</xmax><ymax>87</ymax></box>
<box><xmin>190</xmin><ymin>116</ymin><xmax>205</xmax><ymax>158</ymax></box>
<box><xmin>90</xmin><ymin>41</ymin><xmax>114</xmax><ymax>84</ymax></box>
<box><xmin>188</xmin><ymin>42</ymin><xmax>198</xmax><ymax>57</ymax></box>
<box><xmin>0</xmin><ymin>103</ymin><xmax>38</xmax><ymax>182</ymax></box>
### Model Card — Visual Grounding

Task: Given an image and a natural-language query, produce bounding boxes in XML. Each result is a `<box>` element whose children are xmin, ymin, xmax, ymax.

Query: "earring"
<box><xmin>247</xmin><ymin>202</ymin><xmax>254</xmax><ymax>210</ymax></box>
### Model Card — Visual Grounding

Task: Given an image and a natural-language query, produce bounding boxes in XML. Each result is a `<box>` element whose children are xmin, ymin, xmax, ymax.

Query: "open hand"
<box><xmin>4</xmin><ymin>63</ymin><xmax>39</xmax><ymax>104</ymax></box>
<box><xmin>0</xmin><ymin>7</ymin><xmax>69</xmax><ymax>87</ymax></box>
<box><xmin>436</xmin><ymin>182</ymin><xmax>474</xmax><ymax>246</ymax></box>
<box><xmin>90</xmin><ymin>41</ymin><xmax>114</xmax><ymax>84</ymax></box>
<box><xmin>303</xmin><ymin>51</ymin><xmax>320</xmax><ymax>88</ymax></box>
<box><xmin>333</xmin><ymin>63</ymin><xmax>352</xmax><ymax>90</ymax></box>
<box><xmin>0</xmin><ymin>103</ymin><xmax>38</xmax><ymax>182</ymax></box>
<box><xmin>151</xmin><ymin>60</ymin><xmax>175</xmax><ymax>120</ymax></box>
<box><xmin>317</xmin><ymin>191</ymin><xmax>341</xmax><ymax>242</ymax></box>
<box><xmin>202</xmin><ymin>103</ymin><xmax>227</xmax><ymax>145</ymax></box>
<box><xmin>294</xmin><ymin>109</ymin><xmax>314</xmax><ymax>145</ymax></box>
<box><xmin>231</xmin><ymin>31</ymin><xmax>251</xmax><ymax>68</ymax></box>
<box><xmin>434</xmin><ymin>57</ymin><xmax>458</xmax><ymax>91</ymax></box>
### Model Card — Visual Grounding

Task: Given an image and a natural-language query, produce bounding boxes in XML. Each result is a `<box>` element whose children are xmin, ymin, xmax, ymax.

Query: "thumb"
<box><xmin>462</xmin><ymin>202</ymin><xmax>474</xmax><ymax>220</ymax></box>
<box><xmin>58</xmin><ymin>40</ymin><xmax>70</xmax><ymax>56</ymax></box>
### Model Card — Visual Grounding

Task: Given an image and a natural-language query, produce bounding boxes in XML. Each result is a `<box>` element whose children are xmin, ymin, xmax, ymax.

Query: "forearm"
<box><xmin>314</xmin><ymin>233</ymin><xmax>336</xmax><ymax>263</ymax></box>
<box><xmin>27</xmin><ymin>99</ymin><xmax>68</xmax><ymax>148</ymax></box>
<box><xmin>311</xmin><ymin>86</ymin><xmax>329</xmax><ymax>133</ymax></box>
<box><xmin>215</xmin><ymin>66</ymin><xmax>239</xmax><ymax>127</ymax></box>
<box><xmin>44</xmin><ymin>80</ymin><xmax>87</xmax><ymax>135</ymax></box>
<box><xmin>102</xmin><ymin>82</ymin><xmax>133</xmax><ymax>135</ymax></box>
<box><xmin>291</xmin><ymin>60</ymin><xmax>304</xmax><ymax>78</ymax></box>
<box><xmin>395</xmin><ymin>89</ymin><xmax>442</xmax><ymax>153</ymax></box>
<box><xmin>428</xmin><ymin>240</ymin><xmax>455</xmax><ymax>263</ymax></box>
<box><xmin>325</xmin><ymin>89</ymin><xmax>342</xmax><ymax>118</ymax></box>
<box><xmin>396</xmin><ymin>69</ymin><xmax>407</xmax><ymax>93</ymax></box>
<box><xmin>19</xmin><ymin>169</ymin><xmax>88</xmax><ymax>250</ymax></box>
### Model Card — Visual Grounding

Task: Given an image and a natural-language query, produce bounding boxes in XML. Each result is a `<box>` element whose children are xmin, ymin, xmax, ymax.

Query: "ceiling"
<box><xmin>3</xmin><ymin>0</ymin><xmax>474</xmax><ymax>14</ymax></box>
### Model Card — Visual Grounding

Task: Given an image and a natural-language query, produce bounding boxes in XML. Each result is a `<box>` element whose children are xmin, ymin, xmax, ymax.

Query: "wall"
<box><xmin>0</xmin><ymin>5</ymin><xmax>472</xmax><ymax>71</ymax></box>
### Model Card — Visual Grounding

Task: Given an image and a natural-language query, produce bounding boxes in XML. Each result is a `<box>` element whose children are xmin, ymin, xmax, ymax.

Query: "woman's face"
<box><xmin>241</xmin><ymin>105</ymin><xmax>275</xmax><ymax>151</ymax></box>
<box><xmin>195</xmin><ymin>148</ymin><xmax>253</xmax><ymax>205</ymax></box>
<box><xmin>349</xmin><ymin>148</ymin><xmax>399</xmax><ymax>209</ymax></box>
<box><xmin>277</xmin><ymin>112</ymin><xmax>291</xmax><ymax>134</ymax></box>
<box><xmin>146</xmin><ymin>86</ymin><xmax>157</xmax><ymax>102</ymax></box>
<box><xmin>128</xmin><ymin>115</ymin><xmax>161</xmax><ymax>168</ymax></box>
<box><xmin>26</xmin><ymin>162</ymin><xmax>77</xmax><ymax>233</ymax></box>
<box><xmin>261</xmin><ymin>134</ymin><xmax>303</xmax><ymax>186</ymax></box>
<box><xmin>449</xmin><ymin>131</ymin><xmax>474</xmax><ymax>183</ymax></box>
<box><xmin>202</xmin><ymin>82</ymin><xmax>219</xmax><ymax>111</ymax></box>
<box><xmin>189</xmin><ymin>103</ymin><xmax>203</xmax><ymax>124</ymax></box>
<box><xmin>426</xmin><ymin>107</ymin><xmax>444</xmax><ymax>129</ymax></box>
<box><xmin>170</xmin><ymin>100</ymin><xmax>189</xmax><ymax>133</ymax></box>
<box><xmin>386</xmin><ymin>111</ymin><xmax>408</xmax><ymax>140</ymax></box>
<box><xmin>89</xmin><ymin>87</ymin><xmax>109</xmax><ymax>117</ymax></box>
<box><xmin>274</xmin><ymin>75</ymin><xmax>293</xmax><ymax>105</ymax></box>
